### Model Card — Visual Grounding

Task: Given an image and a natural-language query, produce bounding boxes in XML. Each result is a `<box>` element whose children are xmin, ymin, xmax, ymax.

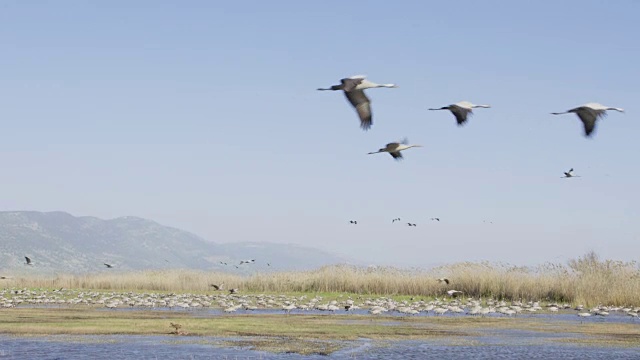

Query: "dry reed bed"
<box><xmin>3</xmin><ymin>252</ymin><xmax>639</xmax><ymax>306</ymax></box>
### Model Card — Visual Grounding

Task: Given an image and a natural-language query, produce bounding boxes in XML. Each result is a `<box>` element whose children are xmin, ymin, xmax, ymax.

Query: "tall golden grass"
<box><xmin>3</xmin><ymin>252</ymin><xmax>639</xmax><ymax>306</ymax></box>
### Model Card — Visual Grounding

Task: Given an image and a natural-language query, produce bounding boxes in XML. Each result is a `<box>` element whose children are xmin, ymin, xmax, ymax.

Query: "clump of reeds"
<box><xmin>3</xmin><ymin>252</ymin><xmax>638</xmax><ymax>306</ymax></box>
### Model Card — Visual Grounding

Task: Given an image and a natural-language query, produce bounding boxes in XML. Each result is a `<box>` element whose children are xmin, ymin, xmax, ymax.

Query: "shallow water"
<box><xmin>1</xmin><ymin>331</ymin><xmax>639</xmax><ymax>360</ymax></box>
<box><xmin>47</xmin><ymin>304</ymin><xmax>629</xmax><ymax>323</ymax></box>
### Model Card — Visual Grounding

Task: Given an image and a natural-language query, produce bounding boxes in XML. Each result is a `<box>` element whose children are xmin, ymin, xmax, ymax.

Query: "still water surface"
<box><xmin>1</xmin><ymin>331</ymin><xmax>639</xmax><ymax>360</ymax></box>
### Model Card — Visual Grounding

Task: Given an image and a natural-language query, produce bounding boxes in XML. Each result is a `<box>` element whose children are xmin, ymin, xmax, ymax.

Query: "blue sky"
<box><xmin>1</xmin><ymin>1</ymin><xmax>638</xmax><ymax>267</ymax></box>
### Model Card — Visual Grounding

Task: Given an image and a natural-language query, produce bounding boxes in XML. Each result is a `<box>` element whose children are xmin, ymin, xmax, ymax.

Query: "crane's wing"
<box><xmin>385</xmin><ymin>142</ymin><xmax>401</xmax><ymax>150</ymax></box>
<box><xmin>574</xmin><ymin>108</ymin><xmax>598</xmax><ymax>136</ymax></box>
<box><xmin>389</xmin><ymin>151</ymin><xmax>403</xmax><ymax>160</ymax></box>
<box><xmin>340</xmin><ymin>77</ymin><xmax>364</xmax><ymax>92</ymax></box>
<box><xmin>450</xmin><ymin>105</ymin><xmax>472</xmax><ymax>125</ymax></box>
<box><xmin>344</xmin><ymin>90</ymin><xmax>372</xmax><ymax>130</ymax></box>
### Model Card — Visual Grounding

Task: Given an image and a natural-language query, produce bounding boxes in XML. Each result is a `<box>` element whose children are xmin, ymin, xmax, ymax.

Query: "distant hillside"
<box><xmin>0</xmin><ymin>211</ymin><xmax>346</xmax><ymax>274</ymax></box>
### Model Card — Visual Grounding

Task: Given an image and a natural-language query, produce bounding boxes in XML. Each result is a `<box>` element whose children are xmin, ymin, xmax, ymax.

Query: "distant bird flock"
<box><xmin>7</xmin><ymin>254</ymin><xmax>267</xmax><ymax>275</ymax></box>
<box><xmin>1</xmin><ymin>288</ymin><xmax>637</xmax><ymax>323</ymax></box>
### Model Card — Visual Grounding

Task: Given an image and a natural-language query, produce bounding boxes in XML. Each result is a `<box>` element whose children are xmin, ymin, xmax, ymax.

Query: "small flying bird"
<box><xmin>219</xmin><ymin>261</ymin><xmax>228</xmax><ymax>266</ymax></box>
<box><xmin>562</xmin><ymin>168</ymin><xmax>580</xmax><ymax>178</ymax></box>
<box><xmin>447</xmin><ymin>290</ymin><xmax>463</xmax><ymax>298</ymax></box>
<box><xmin>239</xmin><ymin>259</ymin><xmax>256</xmax><ymax>265</ymax></box>
<box><xmin>349</xmin><ymin>220</ymin><xmax>358</xmax><ymax>225</ymax></box>
<box><xmin>0</xmin><ymin>276</ymin><xmax>10</xmax><ymax>280</ymax></box>
<box><xmin>317</xmin><ymin>75</ymin><xmax>398</xmax><ymax>130</ymax></box>
<box><xmin>229</xmin><ymin>288</ymin><xmax>239</xmax><ymax>294</ymax></box>
<box><xmin>210</xmin><ymin>283</ymin><xmax>224</xmax><ymax>291</ymax></box>
<box><xmin>25</xmin><ymin>256</ymin><xmax>33</xmax><ymax>265</ymax></box>
<box><xmin>267</xmin><ymin>263</ymin><xmax>271</xmax><ymax>267</ymax></box>
<box><xmin>391</xmin><ymin>218</ymin><xmax>401</xmax><ymax>223</ymax></box>
<box><xmin>368</xmin><ymin>138</ymin><xmax>422</xmax><ymax>160</ymax></box>
<box><xmin>103</xmin><ymin>263</ymin><xmax>113</xmax><ymax>268</ymax></box>
<box><xmin>429</xmin><ymin>101</ymin><xmax>491</xmax><ymax>126</ymax></box>
<box><xmin>431</xmin><ymin>218</ymin><xmax>440</xmax><ymax>222</ymax></box>
<box><xmin>234</xmin><ymin>265</ymin><xmax>239</xmax><ymax>269</ymax></box>
<box><xmin>551</xmin><ymin>102</ymin><xmax>624</xmax><ymax>137</ymax></box>
<box><xmin>483</xmin><ymin>220</ymin><xmax>493</xmax><ymax>224</ymax></box>
<box><xmin>407</xmin><ymin>223</ymin><xmax>417</xmax><ymax>227</ymax></box>
<box><xmin>438</xmin><ymin>278</ymin><xmax>450</xmax><ymax>285</ymax></box>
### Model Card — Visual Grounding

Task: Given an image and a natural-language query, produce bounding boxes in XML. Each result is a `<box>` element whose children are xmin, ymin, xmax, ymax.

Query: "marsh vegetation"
<box><xmin>2</xmin><ymin>252</ymin><xmax>638</xmax><ymax>306</ymax></box>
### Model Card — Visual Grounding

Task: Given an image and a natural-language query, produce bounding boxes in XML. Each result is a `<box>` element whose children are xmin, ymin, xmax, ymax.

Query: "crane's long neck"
<box><xmin>473</xmin><ymin>104</ymin><xmax>491</xmax><ymax>108</ymax></box>
<box><xmin>317</xmin><ymin>85</ymin><xmax>342</xmax><ymax>91</ymax></box>
<box><xmin>377</xmin><ymin>84</ymin><xmax>398</xmax><ymax>88</ymax></box>
<box><xmin>607</xmin><ymin>107</ymin><xmax>624</xmax><ymax>113</ymax></box>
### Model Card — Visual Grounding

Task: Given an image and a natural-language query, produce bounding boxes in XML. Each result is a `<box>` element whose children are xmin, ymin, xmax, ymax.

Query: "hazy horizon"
<box><xmin>1</xmin><ymin>1</ymin><xmax>638</xmax><ymax>268</ymax></box>
<box><xmin>0</xmin><ymin>209</ymin><xmax>628</xmax><ymax>269</ymax></box>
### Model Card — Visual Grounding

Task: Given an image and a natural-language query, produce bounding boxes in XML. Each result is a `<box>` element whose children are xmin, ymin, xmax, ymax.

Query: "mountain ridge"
<box><xmin>0</xmin><ymin>211</ymin><xmax>347</xmax><ymax>274</ymax></box>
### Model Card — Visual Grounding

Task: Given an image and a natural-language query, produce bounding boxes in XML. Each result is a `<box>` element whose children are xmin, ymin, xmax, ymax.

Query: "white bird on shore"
<box><xmin>434</xmin><ymin>307</ymin><xmax>449</xmax><ymax>316</ymax></box>
<box><xmin>283</xmin><ymin>303</ymin><xmax>297</xmax><ymax>314</ymax></box>
<box><xmin>317</xmin><ymin>75</ymin><xmax>398</xmax><ymax>131</ymax></box>
<box><xmin>367</xmin><ymin>138</ymin><xmax>422</xmax><ymax>160</ymax></box>
<box><xmin>551</xmin><ymin>102</ymin><xmax>624</xmax><ymax>137</ymax></box>
<box><xmin>429</xmin><ymin>101</ymin><xmax>491</xmax><ymax>126</ymax></box>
